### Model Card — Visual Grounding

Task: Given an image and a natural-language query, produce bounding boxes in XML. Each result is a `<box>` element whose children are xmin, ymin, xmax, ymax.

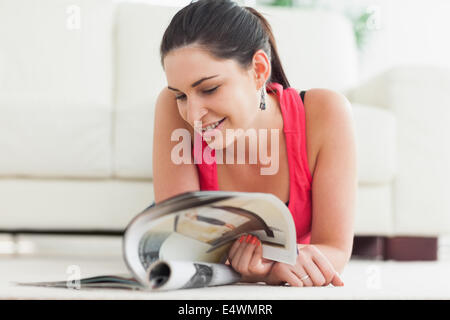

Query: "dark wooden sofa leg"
<box><xmin>384</xmin><ymin>236</ymin><xmax>438</xmax><ymax>261</ymax></box>
<box><xmin>351</xmin><ymin>236</ymin><xmax>438</xmax><ymax>261</ymax></box>
<box><xmin>351</xmin><ymin>236</ymin><xmax>387</xmax><ymax>260</ymax></box>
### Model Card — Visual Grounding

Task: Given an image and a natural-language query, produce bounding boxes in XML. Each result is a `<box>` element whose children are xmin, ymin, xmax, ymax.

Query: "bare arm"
<box><xmin>152</xmin><ymin>88</ymin><xmax>200</xmax><ymax>204</ymax></box>
<box><xmin>306</xmin><ymin>88</ymin><xmax>358</xmax><ymax>273</ymax></box>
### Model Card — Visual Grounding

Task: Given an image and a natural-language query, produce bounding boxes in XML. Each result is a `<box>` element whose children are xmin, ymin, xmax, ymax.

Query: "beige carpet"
<box><xmin>1</xmin><ymin>255</ymin><xmax>450</xmax><ymax>300</ymax></box>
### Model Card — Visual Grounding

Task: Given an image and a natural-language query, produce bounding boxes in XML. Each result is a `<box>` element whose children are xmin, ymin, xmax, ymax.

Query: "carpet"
<box><xmin>1</xmin><ymin>255</ymin><xmax>450</xmax><ymax>300</ymax></box>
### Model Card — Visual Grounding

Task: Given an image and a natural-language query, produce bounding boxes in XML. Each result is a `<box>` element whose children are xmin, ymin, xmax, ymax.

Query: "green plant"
<box><xmin>268</xmin><ymin>0</ymin><xmax>294</xmax><ymax>6</ymax></box>
<box><xmin>345</xmin><ymin>10</ymin><xmax>375</xmax><ymax>50</ymax></box>
<box><xmin>267</xmin><ymin>0</ymin><xmax>319</xmax><ymax>8</ymax></box>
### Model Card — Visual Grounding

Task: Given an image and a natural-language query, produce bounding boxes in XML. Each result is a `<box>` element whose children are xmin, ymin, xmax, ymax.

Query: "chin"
<box><xmin>205</xmin><ymin>138</ymin><xmax>232</xmax><ymax>151</ymax></box>
<box><xmin>204</xmin><ymin>134</ymin><xmax>237</xmax><ymax>151</ymax></box>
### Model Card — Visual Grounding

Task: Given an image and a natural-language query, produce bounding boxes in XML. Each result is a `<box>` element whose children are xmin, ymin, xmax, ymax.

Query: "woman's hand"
<box><xmin>266</xmin><ymin>244</ymin><xmax>344</xmax><ymax>287</ymax></box>
<box><xmin>227</xmin><ymin>234</ymin><xmax>274</xmax><ymax>283</ymax></box>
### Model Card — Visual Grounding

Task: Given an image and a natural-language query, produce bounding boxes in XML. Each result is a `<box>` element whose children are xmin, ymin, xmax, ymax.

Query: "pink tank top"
<box><xmin>192</xmin><ymin>82</ymin><xmax>312</xmax><ymax>244</ymax></box>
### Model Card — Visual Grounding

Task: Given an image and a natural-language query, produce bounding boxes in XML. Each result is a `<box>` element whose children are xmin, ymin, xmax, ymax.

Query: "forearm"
<box><xmin>299</xmin><ymin>243</ymin><xmax>351</xmax><ymax>274</ymax></box>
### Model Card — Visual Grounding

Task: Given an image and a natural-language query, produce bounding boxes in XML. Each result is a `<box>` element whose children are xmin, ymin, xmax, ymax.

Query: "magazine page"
<box><xmin>146</xmin><ymin>260</ymin><xmax>241</xmax><ymax>290</ymax></box>
<box><xmin>15</xmin><ymin>274</ymin><xmax>144</xmax><ymax>290</ymax></box>
<box><xmin>123</xmin><ymin>191</ymin><xmax>297</xmax><ymax>287</ymax></box>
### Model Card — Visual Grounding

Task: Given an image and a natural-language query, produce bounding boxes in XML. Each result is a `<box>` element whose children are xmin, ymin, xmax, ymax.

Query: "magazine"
<box><xmin>17</xmin><ymin>191</ymin><xmax>298</xmax><ymax>291</ymax></box>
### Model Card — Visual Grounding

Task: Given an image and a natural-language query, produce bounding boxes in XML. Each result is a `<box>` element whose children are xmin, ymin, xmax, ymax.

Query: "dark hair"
<box><xmin>160</xmin><ymin>0</ymin><xmax>291</xmax><ymax>90</ymax></box>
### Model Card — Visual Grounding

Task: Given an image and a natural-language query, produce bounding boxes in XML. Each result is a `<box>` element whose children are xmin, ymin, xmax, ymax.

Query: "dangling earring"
<box><xmin>259</xmin><ymin>84</ymin><xmax>266</xmax><ymax>110</ymax></box>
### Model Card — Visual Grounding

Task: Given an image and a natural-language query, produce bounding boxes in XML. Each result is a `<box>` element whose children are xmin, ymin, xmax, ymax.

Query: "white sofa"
<box><xmin>1</xmin><ymin>1</ymin><xmax>449</xmax><ymax>258</ymax></box>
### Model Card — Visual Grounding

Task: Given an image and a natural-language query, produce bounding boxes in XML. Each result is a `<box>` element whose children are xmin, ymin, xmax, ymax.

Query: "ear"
<box><xmin>251</xmin><ymin>49</ymin><xmax>272</xmax><ymax>90</ymax></box>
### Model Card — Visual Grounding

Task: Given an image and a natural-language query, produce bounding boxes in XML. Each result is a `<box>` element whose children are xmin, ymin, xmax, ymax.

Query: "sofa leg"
<box><xmin>384</xmin><ymin>236</ymin><xmax>438</xmax><ymax>261</ymax></box>
<box><xmin>351</xmin><ymin>236</ymin><xmax>386</xmax><ymax>260</ymax></box>
<box><xmin>351</xmin><ymin>236</ymin><xmax>438</xmax><ymax>261</ymax></box>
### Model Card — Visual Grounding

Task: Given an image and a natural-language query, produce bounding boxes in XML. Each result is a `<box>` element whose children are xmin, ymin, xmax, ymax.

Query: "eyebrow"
<box><xmin>167</xmin><ymin>75</ymin><xmax>219</xmax><ymax>92</ymax></box>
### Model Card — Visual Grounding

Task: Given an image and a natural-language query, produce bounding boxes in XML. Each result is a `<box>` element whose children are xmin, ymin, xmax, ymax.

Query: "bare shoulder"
<box><xmin>294</xmin><ymin>88</ymin><xmax>354</xmax><ymax>175</ymax></box>
<box><xmin>153</xmin><ymin>87</ymin><xmax>199</xmax><ymax>203</ymax></box>
<box><xmin>156</xmin><ymin>87</ymin><xmax>194</xmax><ymax>137</ymax></box>
<box><xmin>296</xmin><ymin>88</ymin><xmax>353</xmax><ymax>141</ymax></box>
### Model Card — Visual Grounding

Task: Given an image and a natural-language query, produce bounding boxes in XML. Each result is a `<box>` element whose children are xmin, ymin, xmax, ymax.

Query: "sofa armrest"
<box><xmin>347</xmin><ymin>65</ymin><xmax>450</xmax><ymax>235</ymax></box>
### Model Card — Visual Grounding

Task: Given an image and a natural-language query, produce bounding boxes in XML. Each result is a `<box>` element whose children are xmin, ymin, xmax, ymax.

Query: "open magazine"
<box><xmin>17</xmin><ymin>191</ymin><xmax>298</xmax><ymax>291</ymax></box>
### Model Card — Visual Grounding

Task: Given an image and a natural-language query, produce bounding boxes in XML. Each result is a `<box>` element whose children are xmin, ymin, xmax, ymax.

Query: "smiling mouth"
<box><xmin>201</xmin><ymin>117</ymin><xmax>226</xmax><ymax>133</ymax></box>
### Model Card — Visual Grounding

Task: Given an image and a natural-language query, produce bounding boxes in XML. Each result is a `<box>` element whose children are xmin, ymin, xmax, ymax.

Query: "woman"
<box><xmin>153</xmin><ymin>0</ymin><xmax>357</xmax><ymax>287</ymax></box>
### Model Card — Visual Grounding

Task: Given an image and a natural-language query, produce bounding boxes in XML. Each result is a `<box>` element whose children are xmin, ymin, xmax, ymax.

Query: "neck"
<box><xmin>219</xmin><ymin>92</ymin><xmax>283</xmax><ymax>166</ymax></box>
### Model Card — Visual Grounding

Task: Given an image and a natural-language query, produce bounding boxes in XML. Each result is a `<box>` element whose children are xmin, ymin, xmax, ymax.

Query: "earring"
<box><xmin>259</xmin><ymin>84</ymin><xmax>266</xmax><ymax>110</ymax></box>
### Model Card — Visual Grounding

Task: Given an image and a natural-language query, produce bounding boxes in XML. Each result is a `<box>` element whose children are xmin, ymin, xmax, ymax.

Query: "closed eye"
<box><xmin>175</xmin><ymin>86</ymin><xmax>219</xmax><ymax>100</ymax></box>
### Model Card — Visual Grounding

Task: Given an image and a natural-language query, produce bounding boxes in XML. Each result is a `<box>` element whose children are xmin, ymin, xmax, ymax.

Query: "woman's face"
<box><xmin>163</xmin><ymin>46</ymin><xmax>264</xmax><ymax>150</ymax></box>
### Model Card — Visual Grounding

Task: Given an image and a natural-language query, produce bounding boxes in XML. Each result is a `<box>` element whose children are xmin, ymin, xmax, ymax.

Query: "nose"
<box><xmin>186</xmin><ymin>98</ymin><xmax>208</xmax><ymax>127</ymax></box>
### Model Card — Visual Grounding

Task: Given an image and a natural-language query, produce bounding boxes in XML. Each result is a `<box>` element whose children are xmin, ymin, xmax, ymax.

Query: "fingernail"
<box><xmin>246</xmin><ymin>234</ymin><xmax>252</xmax><ymax>243</ymax></box>
<box><xmin>239</xmin><ymin>235</ymin><xmax>245</xmax><ymax>243</ymax></box>
<box><xmin>251</xmin><ymin>236</ymin><xmax>258</xmax><ymax>245</ymax></box>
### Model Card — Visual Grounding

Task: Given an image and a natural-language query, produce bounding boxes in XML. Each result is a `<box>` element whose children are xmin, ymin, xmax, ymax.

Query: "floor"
<box><xmin>2</xmin><ymin>254</ymin><xmax>450</xmax><ymax>300</ymax></box>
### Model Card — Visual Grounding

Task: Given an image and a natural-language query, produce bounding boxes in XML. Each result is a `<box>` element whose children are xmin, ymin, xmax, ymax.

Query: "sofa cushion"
<box><xmin>260</xmin><ymin>6</ymin><xmax>359</xmax><ymax>92</ymax></box>
<box><xmin>0</xmin><ymin>104</ymin><xmax>112</xmax><ymax>177</ymax></box>
<box><xmin>0</xmin><ymin>178</ymin><xmax>153</xmax><ymax>230</ymax></box>
<box><xmin>352</xmin><ymin>103</ymin><xmax>396</xmax><ymax>184</ymax></box>
<box><xmin>0</xmin><ymin>0</ymin><xmax>114</xmax><ymax>177</ymax></box>
<box><xmin>113</xmin><ymin>4</ymin><xmax>179</xmax><ymax>179</ymax></box>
